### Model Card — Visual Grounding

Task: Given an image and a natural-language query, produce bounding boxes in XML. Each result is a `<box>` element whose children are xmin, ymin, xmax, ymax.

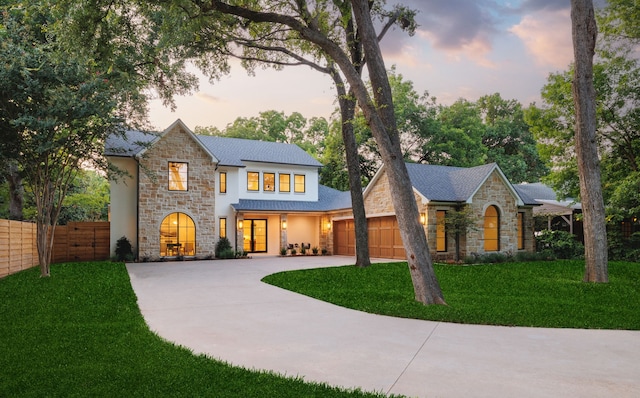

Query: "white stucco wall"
<box><xmin>108</xmin><ymin>156</ymin><xmax>138</xmax><ymax>256</ymax></box>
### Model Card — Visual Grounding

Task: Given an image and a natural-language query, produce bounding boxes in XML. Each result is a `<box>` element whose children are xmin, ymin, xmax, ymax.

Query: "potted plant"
<box><xmin>312</xmin><ymin>247</ymin><xmax>319</xmax><ymax>255</ymax></box>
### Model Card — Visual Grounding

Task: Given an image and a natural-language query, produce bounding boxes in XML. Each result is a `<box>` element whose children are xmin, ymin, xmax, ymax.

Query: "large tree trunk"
<box><xmin>571</xmin><ymin>0</ymin><xmax>608</xmax><ymax>282</ymax></box>
<box><xmin>331</xmin><ymin>68</ymin><xmax>371</xmax><ymax>268</ymax></box>
<box><xmin>6</xmin><ymin>162</ymin><xmax>24</xmax><ymax>220</ymax></box>
<box><xmin>349</xmin><ymin>0</ymin><xmax>444</xmax><ymax>304</ymax></box>
<box><xmin>341</xmin><ymin>97</ymin><xmax>371</xmax><ymax>267</ymax></box>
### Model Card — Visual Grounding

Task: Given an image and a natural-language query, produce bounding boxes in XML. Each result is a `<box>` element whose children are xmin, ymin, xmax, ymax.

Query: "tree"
<box><xmin>185</xmin><ymin>0</ymin><xmax>444</xmax><ymax>303</ymax></box>
<box><xmin>444</xmin><ymin>206</ymin><xmax>479</xmax><ymax>262</ymax></box>
<box><xmin>571</xmin><ymin>0</ymin><xmax>608</xmax><ymax>282</ymax></box>
<box><xmin>1</xmin><ymin>1</ymin><xmax>182</xmax><ymax>276</ymax></box>
<box><xmin>477</xmin><ymin>93</ymin><xmax>547</xmax><ymax>183</ymax></box>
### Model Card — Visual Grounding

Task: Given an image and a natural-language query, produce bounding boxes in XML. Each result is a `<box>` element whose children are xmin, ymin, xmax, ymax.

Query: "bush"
<box><xmin>215</xmin><ymin>237</ymin><xmax>232</xmax><ymax>258</ymax></box>
<box><xmin>114</xmin><ymin>236</ymin><xmax>134</xmax><ymax>262</ymax></box>
<box><xmin>535</xmin><ymin>230</ymin><xmax>584</xmax><ymax>259</ymax></box>
<box><xmin>218</xmin><ymin>248</ymin><xmax>236</xmax><ymax>259</ymax></box>
<box><xmin>280</xmin><ymin>247</ymin><xmax>288</xmax><ymax>256</ymax></box>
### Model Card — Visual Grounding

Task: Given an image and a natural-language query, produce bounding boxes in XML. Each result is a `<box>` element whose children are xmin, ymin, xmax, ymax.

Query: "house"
<box><xmin>332</xmin><ymin>163</ymin><xmax>539</xmax><ymax>261</ymax></box>
<box><xmin>106</xmin><ymin>119</ymin><xmax>349</xmax><ymax>260</ymax></box>
<box><xmin>106</xmin><ymin>120</ymin><xmax>538</xmax><ymax>261</ymax></box>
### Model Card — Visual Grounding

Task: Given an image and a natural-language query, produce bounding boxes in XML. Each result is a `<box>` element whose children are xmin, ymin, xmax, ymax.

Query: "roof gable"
<box><xmin>365</xmin><ymin>162</ymin><xmax>526</xmax><ymax>205</ymax></box>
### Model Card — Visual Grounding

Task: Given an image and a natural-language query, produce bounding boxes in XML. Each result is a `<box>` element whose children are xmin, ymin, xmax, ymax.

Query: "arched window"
<box><xmin>484</xmin><ymin>205</ymin><xmax>500</xmax><ymax>252</ymax></box>
<box><xmin>160</xmin><ymin>213</ymin><xmax>196</xmax><ymax>256</ymax></box>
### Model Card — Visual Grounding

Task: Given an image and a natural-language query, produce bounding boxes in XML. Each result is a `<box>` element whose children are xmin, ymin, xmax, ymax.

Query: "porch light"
<box><xmin>281</xmin><ymin>220</ymin><xmax>287</xmax><ymax>230</ymax></box>
<box><xmin>237</xmin><ymin>220</ymin><xmax>243</xmax><ymax>229</ymax></box>
<box><xmin>420</xmin><ymin>213</ymin><xmax>426</xmax><ymax>225</ymax></box>
<box><xmin>326</xmin><ymin>221</ymin><xmax>332</xmax><ymax>230</ymax></box>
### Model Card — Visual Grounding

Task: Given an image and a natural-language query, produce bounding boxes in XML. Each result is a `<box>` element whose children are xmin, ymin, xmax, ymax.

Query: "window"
<box><xmin>436</xmin><ymin>210</ymin><xmax>447</xmax><ymax>252</ymax></box>
<box><xmin>160</xmin><ymin>212</ymin><xmax>196</xmax><ymax>256</ymax></box>
<box><xmin>484</xmin><ymin>205</ymin><xmax>500</xmax><ymax>252</ymax></box>
<box><xmin>219</xmin><ymin>217</ymin><xmax>227</xmax><ymax>239</ymax></box>
<box><xmin>294</xmin><ymin>174</ymin><xmax>305</xmax><ymax>193</ymax></box>
<box><xmin>264</xmin><ymin>173</ymin><xmax>275</xmax><ymax>192</ymax></box>
<box><xmin>517</xmin><ymin>212</ymin><xmax>525</xmax><ymax>250</ymax></box>
<box><xmin>168</xmin><ymin>162</ymin><xmax>188</xmax><ymax>191</ymax></box>
<box><xmin>219</xmin><ymin>172</ymin><xmax>227</xmax><ymax>193</ymax></box>
<box><xmin>279</xmin><ymin>173</ymin><xmax>290</xmax><ymax>192</ymax></box>
<box><xmin>247</xmin><ymin>172</ymin><xmax>259</xmax><ymax>191</ymax></box>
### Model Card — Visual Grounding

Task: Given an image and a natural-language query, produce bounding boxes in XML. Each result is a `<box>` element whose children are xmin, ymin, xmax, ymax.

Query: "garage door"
<box><xmin>334</xmin><ymin>216</ymin><xmax>406</xmax><ymax>259</ymax></box>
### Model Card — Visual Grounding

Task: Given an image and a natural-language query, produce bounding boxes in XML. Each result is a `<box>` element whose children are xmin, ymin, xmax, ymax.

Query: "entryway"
<box><xmin>243</xmin><ymin>219</ymin><xmax>267</xmax><ymax>253</ymax></box>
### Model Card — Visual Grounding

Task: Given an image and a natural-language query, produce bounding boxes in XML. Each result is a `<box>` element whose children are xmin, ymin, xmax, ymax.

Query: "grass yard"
<box><xmin>0</xmin><ymin>262</ymin><xmax>391</xmax><ymax>398</ymax></box>
<box><xmin>263</xmin><ymin>260</ymin><xmax>640</xmax><ymax>330</ymax></box>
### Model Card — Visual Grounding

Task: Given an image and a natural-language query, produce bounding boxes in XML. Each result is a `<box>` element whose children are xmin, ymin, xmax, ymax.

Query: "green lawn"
<box><xmin>263</xmin><ymin>260</ymin><xmax>640</xmax><ymax>330</ymax></box>
<box><xmin>0</xmin><ymin>262</ymin><xmax>391</xmax><ymax>398</ymax></box>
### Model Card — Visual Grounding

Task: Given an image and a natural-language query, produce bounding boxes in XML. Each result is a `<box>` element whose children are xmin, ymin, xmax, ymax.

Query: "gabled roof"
<box><xmin>105</xmin><ymin>119</ymin><xmax>322</xmax><ymax>168</ymax></box>
<box><xmin>366</xmin><ymin>162</ymin><xmax>532</xmax><ymax>206</ymax></box>
<box><xmin>231</xmin><ymin>185</ymin><xmax>351</xmax><ymax>212</ymax></box>
<box><xmin>514</xmin><ymin>182</ymin><xmax>581</xmax><ymax>215</ymax></box>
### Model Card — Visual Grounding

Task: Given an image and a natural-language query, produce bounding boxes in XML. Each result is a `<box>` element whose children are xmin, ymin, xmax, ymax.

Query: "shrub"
<box><xmin>535</xmin><ymin>230</ymin><xmax>584</xmax><ymax>259</ymax></box>
<box><xmin>115</xmin><ymin>236</ymin><xmax>134</xmax><ymax>262</ymax></box>
<box><xmin>218</xmin><ymin>248</ymin><xmax>235</xmax><ymax>259</ymax></box>
<box><xmin>215</xmin><ymin>237</ymin><xmax>232</xmax><ymax>258</ymax></box>
<box><xmin>312</xmin><ymin>247</ymin><xmax>319</xmax><ymax>255</ymax></box>
<box><xmin>280</xmin><ymin>247</ymin><xmax>288</xmax><ymax>256</ymax></box>
<box><xmin>290</xmin><ymin>249</ymin><xmax>297</xmax><ymax>255</ymax></box>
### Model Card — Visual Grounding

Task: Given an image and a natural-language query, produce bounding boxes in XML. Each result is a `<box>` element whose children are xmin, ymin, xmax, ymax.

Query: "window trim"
<box><xmin>219</xmin><ymin>171</ymin><xmax>227</xmax><ymax>194</ymax></box>
<box><xmin>517</xmin><ymin>212</ymin><xmax>525</xmax><ymax>250</ymax></box>
<box><xmin>484</xmin><ymin>205</ymin><xmax>500</xmax><ymax>252</ymax></box>
<box><xmin>247</xmin><ymin>171</ymin><xmax>260</xmax><ymax>191</ymax></box>
<box><xmin>168</xmin><ymin>161</ymin><xmax>188</xmax><ymax>191</ymax></box>
<box><xmin>294</xmin><ymin>174</ymin><xmax>305</xmax><ymax>193</ymax></box>
<box><xmin>219</xmin><ymin>217</ymin><xmax>227</xmax><ymax>239</ymax></box>
<box><xmin>279</xmin><ymin>173</ymin><xmax>291</xmax><ymax>193</ymax></box>
<box><xmin>436</xmin><ymin>210</ymin><xmax>447</xmax><ymax>252</ymax></box>
<box><xmin>263</xmin><ymin>172</ymin><xmax>276</xmax><ymax>192</ymax></box>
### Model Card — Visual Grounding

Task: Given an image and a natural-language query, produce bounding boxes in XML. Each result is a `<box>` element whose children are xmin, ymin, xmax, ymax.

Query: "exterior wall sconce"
<box><xmin>237</xmin><ymin>220</ymin><xmax>243</xmax><ymax>229</ymax></box>
<box><xmin>281</xmin><ymin>220</ymin><xmax>287</xmax><ymax>230</ymax></box>
<box><xmin>420</xmin><ymin>213</ymin><xmax>426</xmax><ymax>225</ymax></box>
<box><xmin>326</xmin><ymin>221</ymin><xmax>332</xmax><ymax>230</ymax></box>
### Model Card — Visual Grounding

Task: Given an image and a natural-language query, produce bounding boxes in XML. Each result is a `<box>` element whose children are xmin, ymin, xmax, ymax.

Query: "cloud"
<box><xmin>509</xmin><ymin>8</ymin><xmax>573</xmax><ymax>69</ymax></box>
<box><xmin>195</xmin><ymin>92</ymin><xmax>222</xmax><ymax>104</ymax></box>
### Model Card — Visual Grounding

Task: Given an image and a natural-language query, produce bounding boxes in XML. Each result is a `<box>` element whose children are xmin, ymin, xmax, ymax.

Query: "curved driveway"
<box><xmin>127</xmin><ymin>256</ymin><xmax>640</xmax><ymax>397</ymax></box>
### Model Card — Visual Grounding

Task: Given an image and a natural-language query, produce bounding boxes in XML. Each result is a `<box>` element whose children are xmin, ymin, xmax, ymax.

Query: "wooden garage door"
<box><xmin>334</xmin><ymin>216</ymin><xmax>406</xmax><ymax>259</ymax></box>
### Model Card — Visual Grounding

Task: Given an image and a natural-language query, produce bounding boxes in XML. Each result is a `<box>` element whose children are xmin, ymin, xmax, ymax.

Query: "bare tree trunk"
<box><xmin>571</xmin><ymin>0</ymin><xmax>608</xmax><ymax>282</ymax></box>
<box><xmin>350</xmin><ymin>0</ymin><xmax>444</xmax><ymax>304</ymax></box>
<box><xmin>330</xmin><ymin>67</ymin><xmax>371</xmax><ymax>268</ymax></box>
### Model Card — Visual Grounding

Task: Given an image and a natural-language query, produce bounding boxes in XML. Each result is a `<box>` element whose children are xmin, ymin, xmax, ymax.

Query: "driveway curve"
<box><xmin>126</xmin><ymin>256</ymin><xmax>640</xmax><ymax>398</ymax></box>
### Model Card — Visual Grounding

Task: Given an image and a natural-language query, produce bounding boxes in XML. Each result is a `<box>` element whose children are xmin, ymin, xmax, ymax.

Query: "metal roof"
<box><xmin>231</xmin><ymin>185</ymin><xmax>352</xmax><ymax>212</ymax></box>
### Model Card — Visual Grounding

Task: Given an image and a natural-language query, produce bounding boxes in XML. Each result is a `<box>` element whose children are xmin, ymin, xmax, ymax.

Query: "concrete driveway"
<box><xmin>126</xmin><ymin>256</ymin><xmax>640</xmax><ymax>397</ymax></box>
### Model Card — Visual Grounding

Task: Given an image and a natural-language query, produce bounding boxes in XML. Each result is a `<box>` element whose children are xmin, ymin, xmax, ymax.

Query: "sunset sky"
<box><xmin>148</xmin><ymin>0</ymin><xmax>576</xmax><ymax>131</ymax></box>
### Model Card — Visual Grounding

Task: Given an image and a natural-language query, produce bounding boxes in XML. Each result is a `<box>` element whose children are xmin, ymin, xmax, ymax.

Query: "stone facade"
<box><xmin>353</xmin><ymin>168</ymin><xmax>536</xmax><ymax>261</ymax></box>
<box><xmin>137</xmin><ymin>125</ymin><xmax>217</xmax><ymax>259</ymax></box>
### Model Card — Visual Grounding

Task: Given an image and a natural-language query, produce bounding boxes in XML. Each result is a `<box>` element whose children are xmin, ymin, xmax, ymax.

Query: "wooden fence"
<box><xmin>0</xmin><ymin>219</ymin><xmax>38</xmax><ymax>278</ymax></box>
<box><xmin>0</xmin><ymin>220</ymin><xmax>110</xmax><ymax>278</ymax></box>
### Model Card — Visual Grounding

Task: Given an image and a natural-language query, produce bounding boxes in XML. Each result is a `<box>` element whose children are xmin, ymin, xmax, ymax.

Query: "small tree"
<box><xmin>444</xmin><ymin>206</ymin><xmax>480</xmax><ymax>262</ymax></box>
<box><xmin>114</xmin><ymin>236</ymin><xmax>134</xmax><ymax>262</ymax></box>
<box><xmin>215</xmin><ymin>237</ymin><xmax>232</xmax><ymax>258</ymax></box>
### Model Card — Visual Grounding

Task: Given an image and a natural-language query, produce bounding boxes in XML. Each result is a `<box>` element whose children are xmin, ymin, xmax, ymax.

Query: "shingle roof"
<box><xmin>406</xmin><ymin>163</ymin><xmax>497</xmax><ymax>202</ymax></box>
<box><xmin>231</xmin><ymin>185</ymin><xmax>352</xmax><ymax>212</ymax></box>
<box><xmin>404</xmin><ymin>162</ymin><xmax>536</xmax><ymax>206</ymax></box>
<box><xmin>513</xmin><ymin>182</ymin><xmax>580</xmax><ymax>209</ymax></box>
<box><xmin>105</xmin><ymin>128</ymin><xmax>322</xmax><ymax>168</ymax></box>
<box><xmin>197</xmin><ymin>135</ymin><xmax>322</xmax><ymax>167</ymax></box>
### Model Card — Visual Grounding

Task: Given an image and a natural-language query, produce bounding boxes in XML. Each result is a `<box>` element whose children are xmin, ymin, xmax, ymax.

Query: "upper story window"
<box><xmin>294</xmin><ymin>174</ymin><xmax>305</xmax><ymax>193</ymax></box>
<box><xmin>168</xmin><ymin>162</ymin><xmax>188</xmax><ymax>191</ymax></box>
<box><xmin>219</xmin><ymin>172</ymin><xmax>227</xmax><ymax>193</ymax></box>
<box><xmin>279</xmin><ymin>173</ymin><xmax>290</xmax><ymax>192</ymax></box>
<box><xmin>247</xmin><ymin>172</ymin><xmax>259</xmax><ymax>191</ymax></box>
<box><xmin>264</xmin><ymin>173</ymin><xmax>275</xmax><ymax>192</ymax></box>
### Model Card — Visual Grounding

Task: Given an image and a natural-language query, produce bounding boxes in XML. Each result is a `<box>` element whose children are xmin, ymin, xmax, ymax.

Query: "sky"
<box><xmin>147</xmin><ymin>0</ymin><xmax>575</xmax><ymax>132</ymax></box>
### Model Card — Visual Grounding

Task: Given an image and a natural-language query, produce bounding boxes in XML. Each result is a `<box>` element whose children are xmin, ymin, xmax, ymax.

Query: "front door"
<box><xmin>243</xmin><ymin>219</ymin><xmax>267</xmax><ymax>253</ymax></box>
